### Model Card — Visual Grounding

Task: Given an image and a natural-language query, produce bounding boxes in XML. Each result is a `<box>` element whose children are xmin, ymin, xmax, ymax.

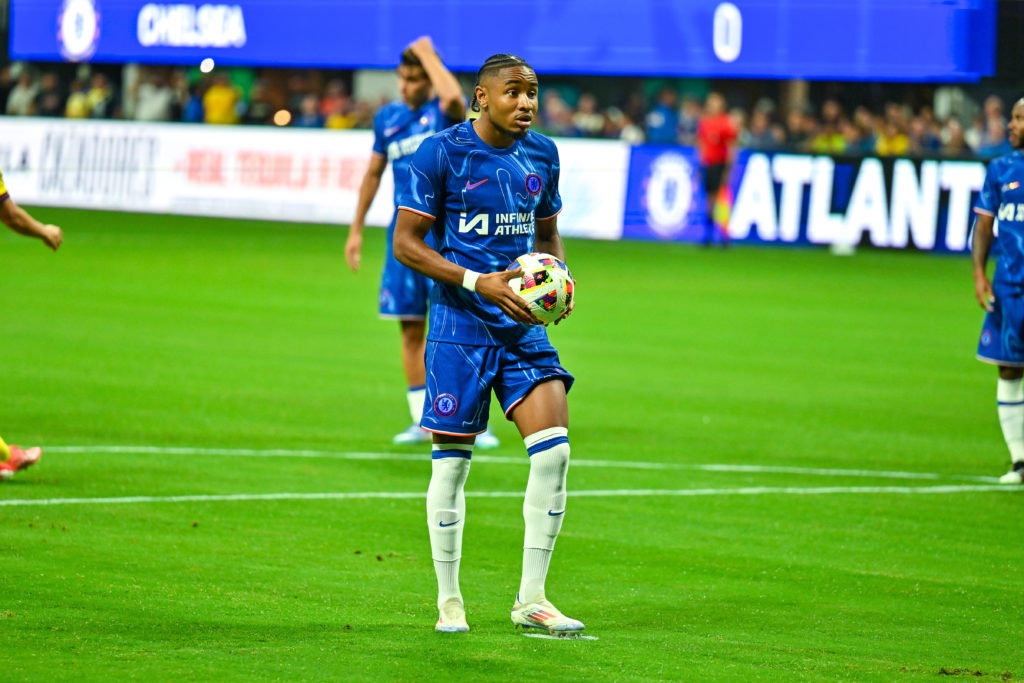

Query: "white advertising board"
<box><xmin>0</xmin><ymin>117</ymin><xmax>629</xmax><ymax>240</ymax></box>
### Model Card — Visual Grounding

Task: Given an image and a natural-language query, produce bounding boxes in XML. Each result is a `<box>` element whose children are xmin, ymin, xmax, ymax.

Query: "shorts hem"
<box><xmin>976</xmin><ymin>354</ymin><xmax>1024</xmax><ymax>367</ymax></box>
<box><xmin>423</xmin><ymin>426</ymin><xmax>488</xmax><ymax>437</ymax></box>
<box><xmin>502</xmin><ymin>375</ymin><xmax>573</xmax><ymax>420</ymax></box>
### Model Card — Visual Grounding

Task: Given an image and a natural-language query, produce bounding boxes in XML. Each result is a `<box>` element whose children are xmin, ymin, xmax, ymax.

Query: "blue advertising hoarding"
<box><xmin>10</xmin><ymin>0</ymin><xmax>995</xmax><ymax>82</ymax></box>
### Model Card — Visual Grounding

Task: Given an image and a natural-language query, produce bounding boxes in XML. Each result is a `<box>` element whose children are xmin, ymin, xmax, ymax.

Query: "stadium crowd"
<box><xmin>0</xmin><ymin>60</ymin><xmax>1016</xmax><ymax>159</ymax></box>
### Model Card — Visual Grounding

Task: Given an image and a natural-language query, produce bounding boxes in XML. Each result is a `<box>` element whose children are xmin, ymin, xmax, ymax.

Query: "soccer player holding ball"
<box><xmin>0</xmin><ymin>165</ymin><xmax>62</xmax><ymax>480</ymax></box>
<box><xmin>972</xmin><ymin>97</ymin><xmax>1024</xmax><ymax>484</ymax></box>
<box><xmin>393</xmin><ymin>54</ymin><xmax>582</xmax><ymax>635</ymax></box>
<box><xmin>345</xmin><ymin>37</ymin><xmax>499</xmax><ymax>449</ymax></box>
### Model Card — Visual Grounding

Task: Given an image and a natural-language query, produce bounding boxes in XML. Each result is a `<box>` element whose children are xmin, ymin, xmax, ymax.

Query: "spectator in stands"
<box><xmin>810</xmin><ymin>118</ymin><xmax>845</xmax><ymax>154</ymax></box>
<box><xmin>784</xmin><ymin>107</ymin><xmax>812</xmax><ymax>151</ymax></box>
<box><xmin>942</xmin><ymin>118</ymin><xmax>972</xmax><ymax>158</ymax></box>
<box><xmin>876</xmin><ymin>118</ymin><xmax>910</xmax><ymax>156</ymax></box>
<box><xmin>604</xmin><ymin>106</ymin><xmax>645</xmax><ymax>143</ymax></box>
<box><xmin>34</xmin><ymin>72</ymin><xmax>65</xmax><ymax>117</ymax></box>
<box><xmin>908</xmin><ymin>116</ymin><xmax>942</xmax><ymax>155</ymax></box>
<box><xmin>6</xmin><ymin>69</ymin><xmax>38</xmax><ymax>116</ymax></box>
<box><xmin>132</xmin><ymin>68</ymin><xmax>175</xmax><ymax>121</ymax></box>
<box><xmin>572</xmin><ymin>93</ymin><xmax>604</xmax><ymax>137</ymax></box>
<box><xmin>539</xmin><ymin>90</ymin><xmax>577</xmax><ymax>137</ymax></box>
<box><xmin>293</xmin><ymin>93</ymin><xmax>325</xmax><ymax>127</ymax></box>
<box><xmin>320</xmin><ymin>79</ymin><xmax>352</xmax><ymax>120</ymax></box>
<box><xmin>677</xmin><ymin>96</ymin><xmax>702</xmax><ymax>146</ymax></box>
<box><xmin>87</xmin><ymin>73</ymin><xmax>116</xmax><ymax>118</ymax></box>
<box><xmin>742</xmin><ymin>108</ymin><xmax>771</xmax><ymax>149</ymax></box>
<box><xmin>977</xmin><ymin>117</ymin><xmax>1013</xmax><ymax>158</ymax></box>
<box><xmin>64</xmin><ymin>79</ymin><xmax>89</xmax><ymax>118</ymax></box>
<box><xmin>0</xmin><ymin>66</ymin><xmax>13</xmax><ymax>111</ymax></box>
<box><xmin>203</xmin><ymin>74</ymin><xmax>239</xmax><ymax>125</ymax></box>
<box><xmin>243</xmin><ymin>80</ymin><xmax>274</xmax><ymax>125</ymax></box>
<box><xmin>645</xmin><ymin>87</ymin><xmax>679</xmax><ymax>144</ymax></box>
<box><xmin>697</xmin><ymin>92</ymin><xmax>737</xmax><ymax>246</ymax></box>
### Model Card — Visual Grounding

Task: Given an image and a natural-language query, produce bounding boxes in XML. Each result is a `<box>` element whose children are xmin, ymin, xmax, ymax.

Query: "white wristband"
<box><xmin>462</xmin><ymin>269</ymin><xmax>481</xmax><ymax>292</ymax></box>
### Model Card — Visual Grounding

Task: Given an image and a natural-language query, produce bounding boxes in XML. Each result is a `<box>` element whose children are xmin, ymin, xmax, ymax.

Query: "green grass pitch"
<box><xmin>1</xmin><ymin>207</ymin><xmax>1021</xmax><ymax>680</ymax></box>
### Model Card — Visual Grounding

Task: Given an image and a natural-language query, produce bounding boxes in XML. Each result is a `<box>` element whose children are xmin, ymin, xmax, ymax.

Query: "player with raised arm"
<box><xmin>0</xmin><ymin>164</ymin><xmax>63</xmax><ymax>480</ymax></box>
<box><xmin>393</xmin><ymin>54</ymin><xmax>583</xmax><ymax>634</ymax></box>
<box><xmin>972</xmin><ymin>97</ymin><xmax>1024</xmax><ymax>484</ymax></box>
<box><xmin>344</xmin><ymin>37</ymin><xmax>499</xmax><ymax>449</ymax></box>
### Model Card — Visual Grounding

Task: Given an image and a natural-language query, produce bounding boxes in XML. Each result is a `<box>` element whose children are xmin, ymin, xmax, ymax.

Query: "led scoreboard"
<box><xmin>11</xmin><ymin>0</ymin><xmax>994</xmax><ymax>82</ymax></box>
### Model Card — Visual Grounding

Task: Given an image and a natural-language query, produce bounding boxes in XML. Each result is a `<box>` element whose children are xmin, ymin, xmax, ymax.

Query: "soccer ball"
<box><xmin>507</xmin><ymin>252</ymin><xmax>574</xmax><ymax>325</ymax></box>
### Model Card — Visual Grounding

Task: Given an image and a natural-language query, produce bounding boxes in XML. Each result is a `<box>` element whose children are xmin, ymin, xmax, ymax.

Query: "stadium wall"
<box><xmin>0</xmin><ymin>117</ymin><xmax>986</xmax><ymax>250</ymax></box>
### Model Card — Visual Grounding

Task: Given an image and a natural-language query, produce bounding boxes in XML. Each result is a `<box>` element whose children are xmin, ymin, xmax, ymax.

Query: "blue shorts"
<box><xmin>421</xmin><ymin>338</ymin><xmax>574</xmax><ymax>436</ymax></box>
<box><xmin>379</xmin><ymin>216</ymin><xmax>431</xmax><ymax>320</ymax></box>
<box><xmin>978</xmin><ymin>282</ymin><xmax>1024</xmax><ymax>366</ymax></box>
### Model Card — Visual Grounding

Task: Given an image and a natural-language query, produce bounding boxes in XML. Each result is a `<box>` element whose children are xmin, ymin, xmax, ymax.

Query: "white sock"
<box><xmin>998</xmin><ymin>378</ymin><xmax>1024</xmax><ymax>464</ymax></box>
<box><xmin>427</xmin><ymin>444</ymin><xmax>472</xmax><ymax>607</ymax></box>
<box><xmin>518</xmin><ymin>427</ymin><xmax>570</xmax><ymax>604</ymax></box>
<box><xmin>407</xmin><ymin>385</ymin><xmax>426</xmax><ymax>425</ymax></box>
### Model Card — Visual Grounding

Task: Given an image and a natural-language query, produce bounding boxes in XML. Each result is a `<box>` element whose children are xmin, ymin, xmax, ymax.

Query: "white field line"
<box><xmin>0</xmin><ymin>484</ymin><xmax>1019</xmax><ymax>507</ymax></box>
<box><xmin>42</xmin><ymin>446</ymin><xmax>994</xmax><ymax>483</ymax></box>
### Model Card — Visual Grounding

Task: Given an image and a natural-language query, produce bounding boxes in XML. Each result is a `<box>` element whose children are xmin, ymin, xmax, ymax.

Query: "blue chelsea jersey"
<box><xmin>398</xmin><ymin>121</ymin><xmax>563</xmax><ymax>346</ymax></box>
<box><xmin>372</xmin><ymin>97</ymin><xmax>462</xmax><ymax>207</ymax></box>
<box><xmin>976</xmin><ymin>150</ymin><xmax>1024</xmax><ymax>286</ymax></box>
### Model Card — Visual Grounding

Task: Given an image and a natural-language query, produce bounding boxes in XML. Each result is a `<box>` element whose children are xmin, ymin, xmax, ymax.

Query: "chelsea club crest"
<box><xmin>57</xmin><ymin>0</ymin><xmax>101</xmax><ymax>62</ymax></box>
<box><xmin>434</xmin><ymin>393</ymin><xmax>458</xmax><ymax>417</ymax></box>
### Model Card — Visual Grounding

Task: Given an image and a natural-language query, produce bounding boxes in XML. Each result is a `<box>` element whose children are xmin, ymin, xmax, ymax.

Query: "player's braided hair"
<box><xmin>470</xmin><ymin>53</ymin><xmax>535</xmax><ymax>113</ymax></box>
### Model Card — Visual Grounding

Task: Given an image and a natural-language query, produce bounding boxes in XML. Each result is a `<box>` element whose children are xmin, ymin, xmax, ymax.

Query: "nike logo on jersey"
<box><xmin>547</xmin><ymin>510</ymin><xmax>565</xmax><ymax>517</ymax></box>
<box><xmin>439</xmin><ymin>520</ymin><xmax>460</xmax><ymax>527</ymax></box>
<box><xmin>465</xmin><ymin>178</ymin><xmax>488</xmax><ymax>191</ymax></box>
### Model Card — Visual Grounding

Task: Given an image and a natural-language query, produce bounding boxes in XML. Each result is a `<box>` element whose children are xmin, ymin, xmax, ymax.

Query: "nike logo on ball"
<box><xmin>465</xmin><ymin>179</ymin><xmax>488</xmax><ymax>191</ymax></box>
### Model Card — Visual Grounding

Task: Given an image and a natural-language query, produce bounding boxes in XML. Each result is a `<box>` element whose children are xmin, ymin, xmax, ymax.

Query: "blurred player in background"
<box><xmin>345</xmin><ymin>37</ymin><xmax>500</xmax><ymax>449</ymax></box>
<box><xmin>0</xmin><ymin>164</ymin><xmax>63</xmax><ymax>480</ymax></box>
<box><xmin>972</xmin><ymin>97</ymin><xmax>1024</xmax><ymax>484</ymax></box>
<box><xmin>394</xmin><ymin>54</ymin><xmax>583</xmax><ymax>635</ymax></box>
<box><xmin>697</xmin><ymin>92</ymin><xmax>737</xmax><ymax>247</ymax></box>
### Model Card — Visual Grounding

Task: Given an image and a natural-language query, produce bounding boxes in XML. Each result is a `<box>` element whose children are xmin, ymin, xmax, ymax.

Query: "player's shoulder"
<box><xmin>374</xmin><ymin>100</ymin><xmax>408</xmax><ymax>125</ymax></box>
<box><xmin>991</xmin><ymin>150</ymin><xmax>1024</xmax><ymax>172</ymax></box>
<box><xmin>524</xmin><ymin>129</ymin><xmax>560</xmax><ymax>158</ymax></box>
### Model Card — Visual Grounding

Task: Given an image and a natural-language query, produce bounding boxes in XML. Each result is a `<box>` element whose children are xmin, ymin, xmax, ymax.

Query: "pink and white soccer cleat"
<box><xmin>8</xmin><ymin>445</ymin><xmax>42</xmax><ymax>471</ymax></box>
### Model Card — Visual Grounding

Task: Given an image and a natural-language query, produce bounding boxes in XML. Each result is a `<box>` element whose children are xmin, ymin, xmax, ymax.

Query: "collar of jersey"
<box><xmin>465</xmin><ymin>120</ymin><xmax>521</xmax><ymax>155</ymax></box>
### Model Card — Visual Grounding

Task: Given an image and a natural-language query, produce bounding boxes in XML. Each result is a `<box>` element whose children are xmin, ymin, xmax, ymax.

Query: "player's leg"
<box><xmin>496</xmin><ymin>341</ymin><xmax>583</xmax><ymax>633</ymax></box>
<box><xmin>393</xmin><ymin>319</ymin><xmax>430</xmax><ymax>444</ymax></box>
<box><xmin>997</xmin><ymin>365</ymin><xmax>1024</xmax><ymax>484</ymax></box>
<box><xmin>0</xmin><ymin>435</ymin><xmax>41</xmax><ymax>480</ymax></box>
<box><xmin>977</xmin><ymin>285</ymin><xmax>1024</xmax><ymax>483</ymax></box>
<box><xmin>421</xmin><ymin>342</ymin><xmax>497</xmax><ymax>632</ymax></box>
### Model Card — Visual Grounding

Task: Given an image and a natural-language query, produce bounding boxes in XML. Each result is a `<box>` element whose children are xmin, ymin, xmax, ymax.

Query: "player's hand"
<box><xmin>553</xmin><ymin>297</ymin><xmax>574</xmax><ymax>325</ymax></box>
<box><xmin>974</xmin><ymin>270</ymin><xmax>995</xmax><ymax>312</ymax></box>
<box><xmin>476</xmin><ymin>268</ymin><xmax>541</xmax><ymax>325</ymax></box>
<box><xmin>345</xmin><ymin>230</ymin><xmax>362</xmax><ymax>272</ymax></box>
<box><xmin>408</xmin><ymin>36</ymin><xmax>436</xmax><ymax>57</ymax></box>
<box><xmin>41</xmin><ymin>224</ymin><xmax>63</xmax><ymax>251</ymax></box>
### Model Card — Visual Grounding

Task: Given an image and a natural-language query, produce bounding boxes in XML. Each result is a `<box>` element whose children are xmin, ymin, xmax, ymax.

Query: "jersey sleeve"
<box><xmin>371</xmin><ymin>108</ymin><xmax>387</xmax><ymax>157</ymax></box>
<box><xmin>975</xmin><ymin>159</ymin><xmax>1000</xmax><ymax>217</ymax></box>
<box><xmin>537</xmin><ymin>142</ymin><xmax>562</xmax><ymax>220</ymax></box>
<box><xmin>397</xmin><ymin>135</ymin><xmax>445</xmax><ymax>220</ymax></box>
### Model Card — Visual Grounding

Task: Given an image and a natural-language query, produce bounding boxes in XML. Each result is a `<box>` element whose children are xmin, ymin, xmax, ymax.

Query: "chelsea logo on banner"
<box><xmin>57</xmin><ymin>0</ymin><xmax>101</xmax><ymax>62</ymax></box>
<box><xmin>434</xmin><ymin>393</ymin><xmax>458</xmax><ymax>417</ymax></box>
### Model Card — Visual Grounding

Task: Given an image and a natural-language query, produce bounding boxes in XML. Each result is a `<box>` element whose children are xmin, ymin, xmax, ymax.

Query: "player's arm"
<box><xmin>534</xmin><ymin>214</ymin><xmax>574</xmax><ymax>324</ymax></box>
<box><xmin>972</xmin><ymin>211</ymin><xmax>996</xmax><ymax>312</ymax></box>
<box><xmin>345</xmin><ymin>153</ymin><xmax>388</xmax><ymax>272</ymax></box>
<box><xmin>408</xmin><ymin>36</ymin><xmax>466</xmax><ymax>122</ymax></box>
<box><xmin>0</xmin><ymin>196</ymin><xmax>63</xmax><ymax>251</ymax></box>
<box><xmin>393</xmin><ymin>208</ymin><xmax>535</xmax><ymax>324</ymax></box>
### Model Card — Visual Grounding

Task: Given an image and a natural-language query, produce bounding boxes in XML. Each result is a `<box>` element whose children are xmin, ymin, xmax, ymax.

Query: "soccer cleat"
<box><xmin>0</xmin><ymin>460</ymin><xmax>15</xmax><ymax>480</ymax></box>
<box><xmin>435</xmin><ymin>597</ymin><xmax>469</xmax><ymax>633</ymax></box>
<box><xmin>999</xmin><ymin>461</ymin><xmax>1024</xmax><ymax>484</ymax></box>
<box><xmin>8</xmin><ymin>445</ymin><xmax>42</xmax><ymax>471</ymax></box>
<box><xmin>511</xmin><ymin>598</ymin><xmax>584</xmax><ymax>635</ymax></box>
<box><xmin>393</xmin><ymin>424</ymin><xmax>431</xmax><ymax>445</ymax></box>
<box><xmin>475</xmin><ymin>429</ymin><xmax>500</xmax><ymax>450</ymax></box>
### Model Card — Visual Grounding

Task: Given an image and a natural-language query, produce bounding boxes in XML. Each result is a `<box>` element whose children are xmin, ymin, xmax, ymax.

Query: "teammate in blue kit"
<box><xmin>972</xmin><ymin>97</ymin><xmax>1024</xmax><ymax>484</ymax></box>
<box><xmin>394</xmin><ymin>54</ymin><xmax>583</xmax><ymax>635</ymax></box>
<box><xmin>345</xmin><ymin>37</ymin><xmax>499</xmax><ymax>448</ymax></box>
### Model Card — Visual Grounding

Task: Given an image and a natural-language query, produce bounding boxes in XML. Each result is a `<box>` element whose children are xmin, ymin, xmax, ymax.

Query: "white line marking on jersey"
<box><xmin>1</xmin><ymin>484</ymin><xmax>1019</xmax><ymax>507</ymax></box>
<box><xmin>41</xmin><ymin>446</ymin><xmax>993</xmax><ymax>483</ymax></box>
